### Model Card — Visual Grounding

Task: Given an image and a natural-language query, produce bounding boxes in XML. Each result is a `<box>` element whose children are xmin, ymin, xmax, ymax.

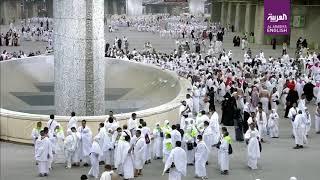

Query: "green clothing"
<box><xmin>162</xmin><ymin>125</ymin><xmax>171</xmax><ymax>136</ymax></box>
<box><xmin>224</xmin><ymin>135</ymin><xmax>232</xmax><ymax>144</ymax></box>
<box><xmin>165</xmin><ymin>141</ymin><xmax>173</xmax><ymax>151</ymax></box>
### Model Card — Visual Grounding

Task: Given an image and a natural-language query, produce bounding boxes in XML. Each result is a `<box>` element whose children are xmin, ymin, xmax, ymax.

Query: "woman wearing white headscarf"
<box><xmin>152</xmin><ymin>123</ymin><xmax>163</xmax><ymax>159</ymax></box>
<box><xmin>88</xmin><ymin>136</ymin><xmax>103</xmax><ymax>178</ymax></box>
<box><xmin>64</xmin><ymin>129</ymin><xmax>77</xmax><ymax>169</ymax></box>
<box><xmin>268</xmin><ymin>109</ymin><xmax>279</xmax><ymax>138</ymax></box>
<box><xmin>53</xmin><ymin>124</ymin><xmax>65</xmax><ymax>163</ymax></box>
<box><xmin>245</xmin><ymin>124</ymin><xmax>261</xmax><ymax>170</ymax></box>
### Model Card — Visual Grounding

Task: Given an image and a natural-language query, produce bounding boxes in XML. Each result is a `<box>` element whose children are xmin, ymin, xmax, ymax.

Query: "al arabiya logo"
<box><xmin>267</xmin><ymin>13</ymin><xmax>288</xmax><ymax>23</ymax></box>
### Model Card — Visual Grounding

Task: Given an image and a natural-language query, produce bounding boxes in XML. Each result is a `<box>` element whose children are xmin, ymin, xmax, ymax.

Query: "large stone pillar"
<box><xmin>254</xmin><ymin>4</ymin><xmax>264</xmax><ymax>45</ymax></box>
<box><xmin>0</xmin><ymin>0</ymin><xmax>8</xmax><ymax>24</ymax></box>
<box><xmin>163</xmin><ymin>6</ymin><xmax>168</xmax><ymax>14</ymax></box>
<box><xmin>234</xmin><ymin>3</ymin><xmax>240</xmax><ymax>32</ymax></box>
<box><xmin>105</xmin><ymin>0</ymin><xmax>109</xmax><ymax>15</ymax></box>
<box><xmin>112</xmin><ymin>0</ymin><xmax>118</xmax><ymax>14</ymax></box>
<box><xmin>220</xmin><ymin>2</ymin><xmax>226</xmax><ymax>25</ymax></box>
<box><xmin>127</xmin><ymin>0</ymin><xmax>143</xmax><ymax>16</ymax></box>
<box><xmin>54</xmin><ymin>0</ymin><xmax>105</xmax><ymax>116</ymax></box>
<box><xmin>244</xmin><ymin>3</ymin><xmax>251</xmax><ymax>34</ymax></box>
<box><xmin>211</xmin><ymin>0</ymin><xmax>220</xmax><ymax>23</ymax></box>
<box><xmin>16</xmin><ymin>2</ymin><xmax>22</xmax><ymax>21</ymax></box>
<box><xmin>226</xmin><ymin>2</ymin><xmax>232</xmax><ymax>26</ymax></box>
<box><xmin>32</xmin><ymin>3</ymin><xmax>38</xmax><ymax>17</ymax></box>
<box><xmin>189</xmin><ymin>0</ymin><xmax>205</xmax><ymax>15</ymax></box>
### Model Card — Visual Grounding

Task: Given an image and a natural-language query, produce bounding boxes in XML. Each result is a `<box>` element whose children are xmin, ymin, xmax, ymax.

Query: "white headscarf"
<box><xmin>91</xmin><ymin>135</ymin><xmax>103</xmax><ymax>156</ymax></box>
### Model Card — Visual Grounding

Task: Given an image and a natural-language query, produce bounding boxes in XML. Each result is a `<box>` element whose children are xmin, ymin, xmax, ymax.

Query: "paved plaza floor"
<box><xmin>1</xmin><ymin>25</ymin><xmax>319</xmax><ymax>180</ymax></box>
<box><xmin>1</xmin><ymin>23</ymin><xmax>295</xmax><ymax>59</ymax></box>
<box><xmin>1</xmin><ymin>105</ymin><xmax>320</xmax><ymax>180</ymax></box>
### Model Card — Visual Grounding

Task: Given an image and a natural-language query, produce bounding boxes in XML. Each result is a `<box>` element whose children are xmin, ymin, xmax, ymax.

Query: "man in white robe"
<box><xmin>183</xmin><ymin>126</ymin><xmax>197</xmax><ymax>165</ymax></box>
<box><xmin>218</xmin><ymin>131</ymin><xmax>232</xmax><ymax>175</ymax></box>
<box><xmin>118</xmin><ymin>136</ymin><xmax>134</xmax><ymax>180</ymax></box>
<box><xmin>303</xmin><ymin>108</ymin><xmax>311</xmax><ymax>137</ymax></box>
<box><xmin>315</xmin><ymin>103</ymin><xmax>320</xmax><ymax>134</ymax></box>
<box><xmin>128</xmin><ymin>113</ymin><xmax>138</xmax><ymax>136</ymax></box>
<box><xmin>78</xmin><ymin>120</ymin><xmax>93</xmax><ymax>166</ymax></box>
<box><xmin>141</xmin><ymin>122</ymin><xmax>151</xmax><ymax>163</ymax></box>
<box><xmin>152</xmin><ymin>123</ymin><xmax>163</xmax><ymax>159</ymax></box>
<box><xmin>102</xmin><ymin>128</ymin><xmax>114</xmax><ymax>166</ymax></box>
<box><xmin>268</xmin><ymin>109</ymin><xmax>279</xmax><ymax>138</ymax></box>
<box><xmin>31</xmin><ymin>121</ymin><xmax>42</xmax><ymax>144</ymax></box>
<box><xmin>288</xmin><ymin>103</ymin><xmax>298</xmax><ymax>136</ymax></box>
<box><xmin>97</xmin><ymin>123</ymin><xmax>107</xmax><ymax>164</ymax></box>
<box><xmin>53</xmin><ymin>124</ymin><xmax>65</xmax><ymax>163</ymax></box>
<box><xmin>113</xmin><ymin>127</ymin><xmax>123</xmax><ymax>172</ymax></box>
<box><xmin>255</xmin><ymin>107</ymin><xmax>267</xmax><ymax>142</ymax></box>
<box><xmin>209</xmin><ymin>107</ymin><xmax>221</xmax><ymax>146</ymax></box>
<box><xmin>104</xmin><ymin>117</ymin><xmax>119</xmax><ymax>132</ymax></box>
<box><xmin>201</xmin><ymin>121</ymin><xmax>213</xmax><ymax>150</ymax></box>
<box><xmin>245</xmin><ymin>124</ymin><xmax>261</xmax><ymax>170</ymax></box>
<box><xmin>171</xmin><ymin>125</ymin><xmax>181</xmax><ymax>147</ymax></box>
<box><xmin>179</xmin><ymin>101</ymin><xmax>191</xmax><ymax>129</ymax></box>
<box><xmin>163</xmin><ymin>134</ymin><xmax>173</xmax><ymax>164</ymax></box>
<box><xmin>100</xmin><ymin>164</ymin><xmax>120</xmax><ymax>180</ymax></box>
<box><xmin>88</xmin><ymin>136</ymin><xmax>103</xmax><ymax>178</ymax></box>
<box><xmin>186</xmin><ymin>94</ymin><xmax>194</xmax><ymax>114</ymax></box>
<box><xmin>163</xmin><ymin>141</ymin><xmax>187</xmax><ymax>180</ymax></box>
<box><xmin>298</xmin><ymin>94</ymin><xmax>306</xmax><ymax>112</ymax></box>
<box><xmin>293</xmin><ymin>110</ymin><xmax>306</xmax><ymax>149</ymax></box>
<box><xmin>196</xmin><ymin>110</ymin><xmax>210</xmax><ymax>128</ymax></box>
<box><xmin>67</xmin><ymin>112</ymin><xmax>78</xmax><ymax>130</ymax></box>
<box><xmin>193</xmin><ymin>86</ymin><xmax>201</xmax><ymax>114</ymax></box>
<box><xmin>64</xmin><ymin>129</ymin><xmax>77</xmax><ymax>169</ymax></box>
<box><xmin>47</xmin><ymin>114</ymin><xmax>58</xmax><ymax>135</ymax></box>
<box><xmin>195</xmin><ymin>135</ymin><xmax>209</xmax><ymax>179</ymax></box>
<box><xmin>133</xmin><ymin>130</ymin><xmax>145</xmax><ymax>177</ymax></box>
<box><xmin>35</xmin><ymin>131</ymin><xmax>52</xmax><ymax>177</ymax></box>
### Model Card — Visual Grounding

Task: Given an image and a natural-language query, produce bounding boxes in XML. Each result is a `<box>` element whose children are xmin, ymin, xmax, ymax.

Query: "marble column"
<box><xmin>16</xmin><ymin>2</ymin><xmax>22</xmax><ymax>21</ymax></box>
<box><xmin>244</xmin><ymin>3</ymin><xmax>251</xmax><ymax>34</ymax></box>
<box><xmin>211</xmin><ymin>0</ymin><xmax>221</xmax><ymax>22</ymax></box>
<box><xmin>220</xmin><ymin>2</ymin><xmax>226</xmax><ymax>25</ymax></box>
<box><xmin>189</xmin><ymin>0</ymin><xmax>205</xmax><ymax>15</ymax></box>
<box><xmin>54</xmin><ymin>0</ymin><xmax>105</xmax><ymax>116</ymax></box>
<box><xmin>226</xmin><ymin>2</ymin><xmax>232</xmax><ymax>26</ymax></box>
<box><xmin>234</xmin><ymin>3</ymin><xmax>240</xmax><ymax>32</ymax></box>
<box><xmin>112</xmin><ymin>0</ymin><xmax>118</xmax><ymax>14</ymax></box>
<box><xmin>32</xmin><ymin>3</ymin><xmax>38</xmax><ymax>17</ymax></box>
<box><xmin>105</xmin><ymin>0</ymin><xmax>109</xmax><ymax>15</ymax></box>
<box><xmin>0</xmin><ymin>0</ymin><xmax>8</xmax><ymax>24</ymax></box>
<box><xmin>254</xmin><ymin>4</ymin><xmax>264</xmax><ymax>45</ymax></box>
<box><xmin>163</xmin><ymin>6</ymin><xmax>168</xmax><ymax>14</ymax></box>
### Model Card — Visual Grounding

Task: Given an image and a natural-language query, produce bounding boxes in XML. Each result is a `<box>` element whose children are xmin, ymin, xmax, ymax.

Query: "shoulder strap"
<box><xmin>48</xmin><ymin>119</ymin><xmax>54</xmax><ymax>129</ymax></box>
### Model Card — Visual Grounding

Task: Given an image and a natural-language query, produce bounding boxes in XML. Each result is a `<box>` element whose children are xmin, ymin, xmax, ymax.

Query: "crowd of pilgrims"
<box><xmin>0</xmin><ymin>17</ymin><xmax>53</xmax><ymax>60</ymax></box>
<box><xmin>32</xmin><ymin>47</ymin><xmax>320</xmax><ymax>180</ymax></box>
<box><xmin>30</xmin><ymin>15</ymin><xmax>320</xmax><ymax>180</ymax></box>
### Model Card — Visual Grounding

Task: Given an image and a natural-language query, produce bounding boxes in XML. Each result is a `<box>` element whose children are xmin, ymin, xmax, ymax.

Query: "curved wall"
<box><xmin>0</xmin><ymin>56</ymin><xmax>190</xmax><ymax>144</ymax></box>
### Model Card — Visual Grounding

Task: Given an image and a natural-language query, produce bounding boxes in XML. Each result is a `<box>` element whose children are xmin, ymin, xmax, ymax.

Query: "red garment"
<box><xmin>287</xmin><ymin>81</ymin><xmax>295</xmax><ymax>90</ymax></box>
<box><xmin>225</xmin><ymin>77</ymin><xmax>232</xmax><ymax>86</ymax></box>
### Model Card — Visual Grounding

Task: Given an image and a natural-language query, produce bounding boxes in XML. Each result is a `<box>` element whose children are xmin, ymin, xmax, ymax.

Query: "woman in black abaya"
<box><xmin>221</xmin><ymin>92</ymin><xmax>237</xmax><ymax>126</ymax></box>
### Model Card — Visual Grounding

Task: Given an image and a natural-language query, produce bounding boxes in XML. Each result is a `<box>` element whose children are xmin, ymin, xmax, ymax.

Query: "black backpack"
<box><xmin>228</xmin><ymin>144</ymin><xmax>233</xmax><ymax>155</ymax></box>
<box><xmin>145</xmin><ymin>134</ymin><xmax>151</xmax><ymax>144</ymax></box>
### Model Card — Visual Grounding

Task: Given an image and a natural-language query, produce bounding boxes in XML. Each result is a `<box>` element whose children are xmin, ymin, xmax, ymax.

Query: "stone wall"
<box><xmin>0</xmin><ymin>75</ymin><xmax>190</xmax><ymax>144</ymax></box>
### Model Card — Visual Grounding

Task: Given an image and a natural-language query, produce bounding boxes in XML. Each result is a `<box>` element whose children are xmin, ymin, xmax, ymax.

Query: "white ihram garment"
<box><xmin>195</xmin><ymin>141</ymin><xmax>209</xmax><ymax>177</ymax></box>
<box><xmin>163</xmin><ymin>147</ymin><xmax>187</xmax><ymax>180</ymax></box>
